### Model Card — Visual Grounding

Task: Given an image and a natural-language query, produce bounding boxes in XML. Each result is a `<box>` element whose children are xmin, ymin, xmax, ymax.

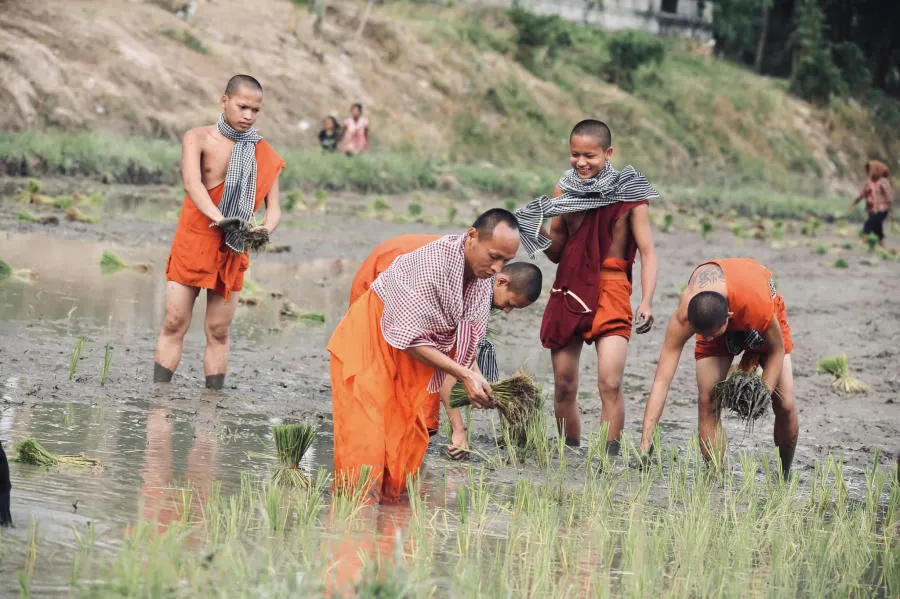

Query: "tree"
<box><xmin>789</xmin><ymin>0</ymin><xmax>843</xmax><ymax>104</ymax></box>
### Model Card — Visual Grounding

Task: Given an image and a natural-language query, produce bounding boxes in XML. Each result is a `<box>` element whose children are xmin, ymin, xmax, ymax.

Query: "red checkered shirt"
<box><xmin>371</xmin><ymin>234</ymin><xmax>491</xmax><ymax>392</ymax></box>
<box><xmin>862</xmin><ymin>177</ymin><xmax>893</xmax><ymax>213</ymax></box>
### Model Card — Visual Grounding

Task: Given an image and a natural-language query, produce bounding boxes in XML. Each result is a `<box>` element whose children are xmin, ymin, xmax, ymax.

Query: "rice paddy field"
<box><xmin>0</xmin><ymin>177</ymin><xmax>899</xmax><ymax>597</ymax></box>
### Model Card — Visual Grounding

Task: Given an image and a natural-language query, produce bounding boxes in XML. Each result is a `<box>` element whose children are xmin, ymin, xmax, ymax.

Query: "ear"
<box><xmin>606</xmin><ymin>145</ymin><xmax>615</xmax><ymax>160</ymax></box>
<box><xmin>495</xmin><ymin>272</ymin><xmax>510</xmax><ymax>286</ymax></box>
<box><xmin>726</xmin><ymin>311</ymin><xmax>734</xmax><ymax>319</ymax></box>
<box><xmin>466</xmin><ymin>227</ymin><xmax>478</xmax><ymax>241</ymax></box>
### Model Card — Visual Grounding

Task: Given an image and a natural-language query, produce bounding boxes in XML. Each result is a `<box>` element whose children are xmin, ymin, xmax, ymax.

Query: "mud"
<box><xmin>1</xmin><ymin>180</ymin><xmax>898</xmax><ymax>593</ymax></box>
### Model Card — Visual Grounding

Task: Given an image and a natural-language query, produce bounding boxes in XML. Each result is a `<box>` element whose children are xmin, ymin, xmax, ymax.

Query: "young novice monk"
<box><xmin>154</xmin><ymin>75</ymin><xmax>285</xmax><ymax>389</ymax></box>
<box><xmin>350</xmin><ymin>233</ymin><xmax>542</xmax><ymax>459</ymax></box>
<box><xmin>638</xmin><ymin>258</ymin><xmax>799</xmax><ymax>478</ymax></box>
<box><xmin>516</xmin><ymin>120</ymin><xmax>658</xmax><ymax>453</ymax></box>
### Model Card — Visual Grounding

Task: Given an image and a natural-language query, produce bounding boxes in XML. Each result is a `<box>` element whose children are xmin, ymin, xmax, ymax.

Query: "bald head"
<box><xmin>465</xmin><ymin>208</ymin><xmax>520</xmax><ymax>279</ymax></box>
<box><xmin>502</xmin><ymin>262</ymin><xmax>542</xmax><ymax>303</ymax></box>
<box><xmin>570</xmin><ymin>119</ymin><xmax>612</xmax><ymax>150</ymax></box>
<box><xmin>687</xmin><ymin>291</ymin><xmax>729</xmax><ymax>333</ymax></box>
<box><xmin>225</xmin><ymin>74</ymin><xmax>263</xmax><ymax>97</ymax></box>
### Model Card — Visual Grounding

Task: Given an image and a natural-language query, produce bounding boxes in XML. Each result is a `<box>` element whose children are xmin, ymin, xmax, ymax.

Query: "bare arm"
<box><xmin>542</xmin><ymin>185</ymin><xmax>567</xmax><ymax>263</ymax></box>
<box><xmin>631</xmin><ymin>204</ymin><xmax>658</xmax><ymax>329</ymax></box>
<box><xmin>181</xmin><ymin>130</ymin><xmax>225</xmax><ymax>224</ymax></box>
<box><xmin>639</xmin><ymin>305</ymin><xmax>695</xmax><ymax>451</ymax></box>
<box><xmin>261</xmin><ymin>178</ymin><xmax>282</xmax><ymax>234</ymax></box>
<box><xmin>849</xmin><ymin>184</ymin><xmax>867</xmax><ymax>209</ymax></box>
<box><xmin>404</xmin><ymin>346</ymin><xmax>493</xmax><ymax>409</ymax></box>
<box><xmin>760</xmin><ymin>316</ymin><xmax>785</xmax><ymax>394</ymax></box>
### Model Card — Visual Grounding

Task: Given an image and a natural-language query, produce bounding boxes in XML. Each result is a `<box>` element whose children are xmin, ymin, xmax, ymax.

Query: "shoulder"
<box><xmin>551</xmin><ymin>184</ymin><xmax>563</xmax><ymax>198</ymax></box>
<box><xmin>183</xmin><ymin>125</ymin><xmax>212</xmax><ymax>144</ymax></box>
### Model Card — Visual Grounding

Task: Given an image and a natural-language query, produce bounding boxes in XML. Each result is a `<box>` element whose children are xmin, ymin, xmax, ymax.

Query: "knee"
<box><xmin>772</xmin><ymin>390</ymin><xmax>797</xmax><ymax>419</ymax></box>
<box><xmin>205</xmin><ymin>321</ymin><xmax>230</xmax><ymax>344</ymax></box>
<box><xmin>554</xmin><ymin>375</ymin><xmax>578</xmax><ymax>402</ymax></box>
<box><xmin>162</xmin><ymin>312</ymin><xmax>188</xmax><ymax>337</ymax></box>
<box><xmin>598</xmin><ymin>374</ymin><xmax>623</xmax><ymax>398</ymax></box>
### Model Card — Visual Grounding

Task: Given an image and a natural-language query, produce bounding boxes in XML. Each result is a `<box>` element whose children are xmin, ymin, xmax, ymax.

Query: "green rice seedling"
<box><xmin>100</xmin><ymin>344</ymin><xmax>113</xmax><ymax>385</ymax></box>
<box><xmin>833</xmin><ymin>257</ymin><xmax>849</xmax><ymax>268</ymax></box>
<box><xmin>866</xmin><ymin>233</ymin><xmax>879</xmax><ymax>252</ymax></box>
<box><xmin>314</xmin><ymin>189</ymin><xmax>327</xmax><ymax>204</ymax></box>
<box><xmin>99</xmin><ymin>251</ymin><xmax>127</xmax><ymax>275</ymax></box>
<box><xmin>773</xmin><ymin>220</ymin><xmax>785</xmax><ymax>239</ymax></box>
<box><xmin>814</xmin><ymin>244</ymin><xmax>827</xmax><ymax>255</ymax></box>
<box><xmin>817</xmin><ymin>354</ymin><xmax>870</xmax><ymax>393</ymax></box>
<box><xmin>0</xmin><ymin>259</ymin><xmax>35</xmax><ymax>283</ymax></box>
<box><xmin>449</xmin><ymin>373</ymin><xmax>540</xmax><ymax>445</ymax></box>
<box><xmin>660</xmin><ymin>213</ymin><xmax>675</xmax><ymax>233</ymax></box>
<box><xmin>701</xmin><ymin>219</ymin><xmax>713</xmax><ymax>240</ymax></box>
<box><xmin>446</xmin><ymin>205</ymin><xmax>459</xmax><ymax>224</ymax></box>
<box><xmin>332</xmin><ymin>465</ymin><xmax>373</xmax><ymax>521</ymax></box>
<box><xmin>14</xmin><ymin>179</ymin><xmax>41</xmax><ymax>203</ymax></box>
<box><xmin>17</xmin><ymin>210</ymin><xmax>38</xmax><ymax>223</ymax></box>
<box><xmin>14</xmin><ymin>439</ymin><xmax>101</xmax><ymax>467</ymax></box>
<box><xmin>714</xmin><ymin>370</ymin><xmax>772</xmax><ymax>430</ymax></box>
<box><xmin>69</xmin><ymin>337</ymin><xmax>85</xmax><ymax>380</ymax></box>
<box><xmin>271</xmin><ymin>423</ymin><xmax>317</xmax><ymax>489</ymax></box>
<box><xmin>280</xmin><ymin>301</ymin><xmax>325</xmax><ymax>324</ymax></box>
<box><xmin>408</xmin><ymin>202</ymin><xmax>423</xmax><ymax>218</ymax></box>
<box><xmin>65</xmin><ymin>206</ymin><xmax>99</xmax><ymax>224</ymax></box>
<box><xmin>842</xmin><ymin>242</ymin><xmax>854</xmax><ymax>250</ymax></box>
<box><xmin>373</xmin><ymin>197</ymin><xmax>390</xmax><ymax>213</ymax></box>
<box><xmin>281</xmin><ymin>189</ymin><xmax>303</xmax><ymax>212</ymax></box>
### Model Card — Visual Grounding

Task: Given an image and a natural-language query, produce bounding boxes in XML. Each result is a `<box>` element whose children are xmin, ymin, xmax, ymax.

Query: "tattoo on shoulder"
<box><xmin>694</xmin><ymin>264</ymin><xmax>724</xmax><ymax>289</ymax></box>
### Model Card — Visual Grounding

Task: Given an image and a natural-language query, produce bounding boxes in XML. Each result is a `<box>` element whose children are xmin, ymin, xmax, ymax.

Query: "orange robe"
<box><xmin>349</xmin><ymin>234</ymin><xmax>443</xmax><ymax>433</ymax></box>
<box><xmin>328</xmin><ymin>289</ymin><xmax>434</xmax><ymax>503</ymax></box>
<box><xmin>165</xmin><ymin>140</ymin><xmax>285</xmax><ymax>300</ymax></box>
<box><xmin>694</xmin><ymin>257</ymin><xmax>794</xmax><ymax>361</ymax></box>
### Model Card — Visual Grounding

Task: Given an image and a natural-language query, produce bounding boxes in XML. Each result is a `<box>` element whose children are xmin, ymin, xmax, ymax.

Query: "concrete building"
<box><xmin>468</xmin><ymin>0</ymin><xmax>713</xmax><ymax>40</ymax></box>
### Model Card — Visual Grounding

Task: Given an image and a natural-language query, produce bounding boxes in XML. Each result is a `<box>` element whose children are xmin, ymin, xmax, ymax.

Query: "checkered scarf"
<box><xmin>216</xmin><ymin>114</ymin><xmax>262</xmax><ymax>252</ymax></box>
<box><xmin>371</xmin><ymin>235</ymin><xmax>492</xmax><ymax>393</ymax></box>
<box><xmin>515</xmin><ymin>162</ymin><xmax>659</xmax><ymax>257</ymax></box>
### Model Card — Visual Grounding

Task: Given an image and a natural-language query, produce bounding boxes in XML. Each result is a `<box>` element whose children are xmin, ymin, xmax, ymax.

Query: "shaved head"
<box><xmin>502</xmin><ymin>262</ymin><xmax>542</xmax><ymax>303</ymax></box>
<box><xmin>225</xmin><ymin>74</ymin><xmax>263</xmax><ymax>97</ymax></box>
<box><xmin>570</xmin><ymin>119</ymin><xmax>612</xmax><ymax>150</ymax></box>
<box><xmin>687</xmin><ymin>291</ymin><xmax>729</xmax><ymax>333</ymax></box>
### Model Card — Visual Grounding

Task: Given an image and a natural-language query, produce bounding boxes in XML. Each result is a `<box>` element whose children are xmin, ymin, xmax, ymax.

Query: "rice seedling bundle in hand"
<box><xmin>449</xmin><ymin>373</ymin><xmax>541</xmax><ymax>443</ymax></box>
<box><xmin>714</xmin><ymin>370</ymin><xmax>771</xmax><ymax>429</ymax></box>
<box><xmin>0</xmin><ymin>259</ymin><xmax>36</xmax><ymax>283</ymax></box>
<box><xmin>271</xmin><ymin>423</ymin><xmax>317</xmax><ymax>489</ymax></box>
<box><xmin>818</xmin><ymin>355</ymin><xmax>870</xmax><ymax>393</ymax></box>
<box><xmin>239</xmin><ymin>226</ymin><xmax>270</xmax><ymax>252</ymax></box>
<box><xmin>14</xmin><ymin>439</ymin><xmax>101</xmax><ymax>468</ymax></box>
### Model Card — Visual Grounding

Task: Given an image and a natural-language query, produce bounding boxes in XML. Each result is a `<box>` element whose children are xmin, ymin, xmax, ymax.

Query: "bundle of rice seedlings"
<box><xmin>660</xmin><ymin>213</ymin><xmax>675</xmax><ymax>233</ymax></box>
<box><xmin>65</xmin><ymin>207</ymin><xmax>99</xmax><ymax>224</ymax></box>
<box><xmin>14</xmin><ymin>439</ymin><xmax>101</xmax><ymax>468</ymax></box>
<box><xmin>239</xmin><ymin>227</ymin><xmax>270</xmax><ymax>252</ymax></box>
<box><xmin>17</xmin><ymin>210</ymin><xmax>38</xmax><ymax>223</ymax></box>
<box><xmin>99</xmin><ymin>251</ymin><xmax>151</xmax><ymax>276</ymax></box>
<box><xmin>449</xmin><ymin>373</ymin><xmax>541</xmax><ymax>444</ymax></box>
<box><xmin>701</xmin><ymin>220</ymin><xmax>714</xmax><ymax>240</ymax></box>
<box><xmin>14</xmin><ymin>179</ymin><xmax>42</xmax><ymax>203</ymax></box>
<box><xmin>818</xmin><ymin>355</ymin><xmax>870</xmax><ymax>393</ymax></box>
<box><xmin>0</xmin><ymin>259</ymin><xmax>35</xmax><ymax>283</ymax></box>
<box><xmin>279</xmin><ymin>301</ymin><xmax>325</xmax><ymax>324</ymax></box>
<box><xmin>713</xmin><ymin>370</ymin><xmax>772</xmax><ymax>430</ymax></box>
<box><xmin>833</xmin><ymin>257</ymin><xmax>849</xmax><ymax>269</ymax></box>
<box><xmin>271</xmin><ymin>423</ymin><xmax>317</xmax><ymax>489</ymax></box>
<box><xmin>865</xmin><ymin>233</ymin><xmax>880</xmax><ymax>252</ymax></box>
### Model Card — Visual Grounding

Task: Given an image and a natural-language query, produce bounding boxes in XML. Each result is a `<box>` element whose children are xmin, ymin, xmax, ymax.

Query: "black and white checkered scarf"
<box><xmin>216</xmin><ymin>114</ymin><xmax>262</xmax><ymax>252</ymax></box>
<box><xmin>515</xmin><ymin>162</ymin><xmax>659</xmax><ymax>257</ymax></box>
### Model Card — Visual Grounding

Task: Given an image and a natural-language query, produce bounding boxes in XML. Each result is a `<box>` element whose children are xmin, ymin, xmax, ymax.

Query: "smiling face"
<box><xmin>569</xmin><ymin>134</ymin><xmax>614</xmax><ymax>179</ymax></box>
<box><xmin>220</xmin><ymin>86</ymin><xmax>263</xmax><ymax>132</ymax></box>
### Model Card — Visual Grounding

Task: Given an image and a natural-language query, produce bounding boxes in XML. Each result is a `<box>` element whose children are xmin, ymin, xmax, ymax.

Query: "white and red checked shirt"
<box><xmin>371</xmin><ymin>235</ymin><xmax>491</xmax><ymax>392</ymax></box>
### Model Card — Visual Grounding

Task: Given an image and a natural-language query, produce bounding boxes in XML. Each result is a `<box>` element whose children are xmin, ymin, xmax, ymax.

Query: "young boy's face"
<box><xmin>220</xmin><ymin>87</ymin><xmax>262</xmax><ymax>132</ymax></box>
<box><xmin>570</xmin><ymin>135</ymin><xmax>613</xmax><ymax>179</ymax></box>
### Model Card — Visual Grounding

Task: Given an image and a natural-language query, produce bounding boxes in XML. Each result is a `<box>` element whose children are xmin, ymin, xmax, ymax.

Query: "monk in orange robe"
<box><xmin>153</xmin><ymin>75</ymin><xmax>285</xmax><ymax>390</ymax></box>
<box><xmin>349</xmin><ymin>233</ymin><xmax>542</xmax><ymax>459</ymax></box>
<box><xmin>639</xmin><ymin>258</ymin><xmax>798</xmax><ymax>477</ymax></box>
<box><xmin>328</xmin><ymin>210</ymin><xmax>520</xmax><ymax>503</ymax></box>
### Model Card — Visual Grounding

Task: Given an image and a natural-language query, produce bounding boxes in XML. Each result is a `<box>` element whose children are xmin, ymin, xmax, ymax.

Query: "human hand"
<box><xmin>634</xmin><ymin>304</ymin><xmax>654</xmax><ymax>334</ymax></box>
<box><xmin>462</xmin><ymin>370</ymin><xmax>494</xmax><ymax>410</ymax></box>
<box><xmin>212</xmin><ymin>217</ymin><xmax>248</xmax><ymax>235</ymax></box>
<box><xmin>637</xmin><ymin>442</ymin><xmax>655</xmax><ymax>470</ymax></box>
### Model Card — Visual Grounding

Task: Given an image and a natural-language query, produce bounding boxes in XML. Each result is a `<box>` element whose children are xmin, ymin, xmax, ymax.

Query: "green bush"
<box><xmin>507</xmin><ymin>7</ymin><xmax>572</xmax><ymax>71</ymax></box>
<box><xmin>605</xmin><ymin>31</ymin><xmax>665</xmax><ymax>91</ymax></box>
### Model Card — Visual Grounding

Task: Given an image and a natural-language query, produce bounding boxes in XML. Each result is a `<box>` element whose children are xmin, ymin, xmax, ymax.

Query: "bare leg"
<box><xmin>154</xmin><ymin>282</ymin><xmax>200</xmax><ymax>381</ymax></box>
<box><xmin>203</xmin><ymin>290</ymin><xmax>240</xmax><ymax>389</ymax></box>
<box><xmin>763</xmin><ymin>353</ymin><xmax>799</xmax><ymax>478</ymax></box>
<box><xmin>551</xmin><ymin>338</ymin><xmax>583</xmax><ymax>446</ymax></box>
<box><xmin>439</xmin><ymin>376</ymin><xmax>469</xmax><ymax>454</ymax></box>
<box><xmin>596</xmin><ymin>335</ymin><xmax>629</xmax><ymax>455</ymax></box>
<box><xmin>696</xmin><ymin>356</ymin><xmax>733</xmax><ymax>466</ymax></box>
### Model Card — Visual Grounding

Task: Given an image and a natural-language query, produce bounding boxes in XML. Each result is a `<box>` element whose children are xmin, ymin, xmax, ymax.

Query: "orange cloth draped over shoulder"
<box><xmin>165</xmin><ymin>140</ymin><xmax>285</xmax><ymax>300</ymax></box>
<box><xmin>349</xmin><ymin>234</ymin><xmax>441</xmax><ymax>305</ymax></box>
<box><xmin>328</xmin><ymin>289</ymin><xmax>434</xmax><ymax>503</ymax></box>
<box><xmin>348</xmin><ymin>234</ymin><xmax>443</xmax><ymax>433</ymax></box>
<box><xmin>694</xmin><ymin>257</ymin><xmax>794</xmax><ymax>361</ymax></box>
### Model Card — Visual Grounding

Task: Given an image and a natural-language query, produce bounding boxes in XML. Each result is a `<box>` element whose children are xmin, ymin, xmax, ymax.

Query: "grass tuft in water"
<box><xmin>69</xmin><ymin>337</ymin><xmax>85</xmax><ymax>380</ymax></box>
<box><xmin>833</xmin><ymin>257</ymin><xmax>849</xmax><ymax>268</ymax></box>
<box><xmin>100</xmin><ymin>344</ymin><xmax>113</xmax><ymax>386</ymax></box>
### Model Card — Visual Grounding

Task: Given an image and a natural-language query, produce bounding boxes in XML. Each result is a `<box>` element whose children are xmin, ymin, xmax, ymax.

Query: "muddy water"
<box><xmin>2</xmin><ymin>199</ymin><xmax>900</xmax><ymax>593</ymax></box>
